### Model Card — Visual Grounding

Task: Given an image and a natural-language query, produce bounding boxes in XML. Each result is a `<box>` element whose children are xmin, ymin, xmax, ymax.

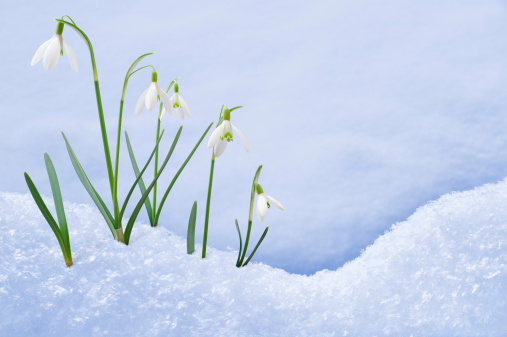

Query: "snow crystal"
<box><xmin>0</xmin><ymin>179</ymin><xmax>506</xmax><ymax>336</ymax></box>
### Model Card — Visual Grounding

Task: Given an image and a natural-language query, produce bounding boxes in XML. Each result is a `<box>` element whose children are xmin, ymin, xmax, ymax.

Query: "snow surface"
<box><xmin>0</xmin><ymin>180</ymin><xmax>506</xmax><ymax>336</ymax></box>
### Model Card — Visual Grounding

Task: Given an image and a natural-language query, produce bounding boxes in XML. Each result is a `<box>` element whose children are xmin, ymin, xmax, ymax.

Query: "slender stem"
<box><xmin>94</xmin><ymin>81</ymin><xmax>115</xmax><ymax>206</ymax></box>
<box><xmin>153</xmin><ymin>107</ymin><xmax>162</xmax><ymax>226</ymax></box>
<box><xmin>202</xmin><ymin>151</ymin><xmax>215</xmax><ymax>258</ymax></box>
<box><xmin>112</xmin><ymin>100</ymin><xmax>124</xmax><ymax>229</ymax></box>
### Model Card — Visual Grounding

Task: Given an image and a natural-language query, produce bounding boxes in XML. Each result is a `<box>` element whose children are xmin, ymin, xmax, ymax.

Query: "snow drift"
<box><xmin>0</xmin><ymin>179</ymin><xmax>506</xmax><ymax>336</ymax></box>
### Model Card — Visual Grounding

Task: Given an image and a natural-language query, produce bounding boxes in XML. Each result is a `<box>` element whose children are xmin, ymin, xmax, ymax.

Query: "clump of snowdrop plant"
<box><xmin>127</xmin><ymin>75</ymin><xmax>202</xmax><ymax>228</ymax></box>
<box><xmin>202</xmin><ymin>105</ymin><xmax>249</xmax><ymax>258</ymax></box>
<box><xmin>28</xmin><ymin>15</ymin><xmax>212</xmax><ymax>248</ymax></box>
<box><xmin>235</xmin><ymin>165</ymin><xmax>284</xmax><ymax>267</ymax></box>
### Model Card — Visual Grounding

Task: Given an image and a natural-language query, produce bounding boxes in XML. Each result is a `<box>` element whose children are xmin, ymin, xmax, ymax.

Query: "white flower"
<box><xmin>31</xmin><ymin>24</ymin><xmax>78</xmax><ymax>72</ymax></box>
<box><xmin>256</xmin><ymin>186</ymin><xmax>284</xmax><ymax>222</ymax></box>
<box><xmin>207</xmin><ymin>106</ymin><xmax>248</xmax><ymax>157</ymax></box>
<box><xmin>135</xmin><ymin>72</ymin><xmax>173</xmax><ymax>119</ymax></box>
<box><xmin>168</xmin><ymin>83</ymin><xmax>191</xmax><ymax>120</ymax></box>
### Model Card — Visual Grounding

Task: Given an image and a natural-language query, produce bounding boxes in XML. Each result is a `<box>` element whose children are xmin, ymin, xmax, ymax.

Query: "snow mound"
<box><xmin>0</xmin><ymin>180</ymin><xmax>506</xmax><ymax>336</ymax></box>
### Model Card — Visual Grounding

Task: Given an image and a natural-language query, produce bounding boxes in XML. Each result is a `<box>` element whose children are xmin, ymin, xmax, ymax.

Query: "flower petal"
<box><xmin>174</xmin><ymin>108</ymin><xmax>184</xmax><ymax>120</ymax></box>
<box><xmin>207</xmin><ymin>123</ymin><xmax>225</xmax><ymax>148</ymax></box>
<box><xmin>43</xmin><ymin>35</ymin><xmax>61</xmax><ymax>71</ymax></box>
<box><xmin>256</xmin><ymin>194</ymin><xmax>268</xmax><ymax>222</ymax></box>
<box><xmin>157</xmin><ymin>84</ymin><xmax>174</xmax><ymax>119</ymax></box>
<box><xmin>145</xmin><ymin>82</ymin><xmax>158</xmax><ymax>111</ymax></box>
<box><xmin>31</xmin><ymin>38</ymin><xmax>52</xmax><ymax>66</ymax></box>
<box><xmin>135</xmin><ymin>87</ymin><xmax>149</xmax><ymax>116</ymax></box>
<box><xmin>63</xmin><ymin>39</ymin><xmax>78</xmax><ymax>72</ymax></box>
<box><xmin>179</xmin><ymin>96</ymin><xmax>192</xmax><ymax>118</ymax></box>
<box><xmin>232</xmin><ymin>124</ymin><xmax>249</xmax><ymax>152</ymax></box>
<box><xmin>214</xmin><ymin>140</ymin><xmax>227</xmax><ymax>157</ymax></box>
<box><xmin>266</xmin><ymin>195</ymin><xmax>284</xmax><ymax>210</ymax></box>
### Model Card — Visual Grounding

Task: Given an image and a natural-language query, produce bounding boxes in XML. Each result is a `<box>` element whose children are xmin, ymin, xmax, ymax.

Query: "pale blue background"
<box><xmin>1</xmin><ymin>0</ymin><xmax>507</xmax><ymax>274</ymax></box>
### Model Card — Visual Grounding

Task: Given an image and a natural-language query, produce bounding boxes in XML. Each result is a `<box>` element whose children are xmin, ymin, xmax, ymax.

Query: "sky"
<box><xmin>1</xmin><ymin>0</ymin><xmax>507</xmax><ymax>274</ymax></box>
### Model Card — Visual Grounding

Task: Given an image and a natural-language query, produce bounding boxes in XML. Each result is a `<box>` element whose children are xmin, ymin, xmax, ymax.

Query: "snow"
<box><xmin>0</xmin><ymin>179</ymin><xmax>506</xmax><ymax>336</ymax></box>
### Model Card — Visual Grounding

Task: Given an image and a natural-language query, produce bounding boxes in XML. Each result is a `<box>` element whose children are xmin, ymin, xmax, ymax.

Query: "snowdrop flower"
<box><xmin>135</xmin><ymin>71</ymin><xmax>173</xmax><ymax>119</ymax></box>
<box><xmin>166</xmin><ymin>83</ymin><xmax>191</xmax><ymax>120</ymax></box>
<box><xmin>31</xmin><ymin>22</ymin><xmax>78</xmax><ymax>72</ymax></box>
<box><xmin>255</xmin><ymin>184</ymin><xmax>284</xmax><ymax>222</ymax></box>
<box><xmin>207</xmin><ymin>106</ymin><xmax>249</xmax><ymax>157</ymax></box>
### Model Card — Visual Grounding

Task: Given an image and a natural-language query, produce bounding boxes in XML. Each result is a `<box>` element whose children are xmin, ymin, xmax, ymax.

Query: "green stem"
<box><xmin>202</xmin><ymin>151</ymin><xmax>215</xmax><ymax>258</ymax></box>
<box><xmin>112</xmin><ymin>100</ymin><xmax>124</xmax><ymax>229</ymax></box>
<box><xmin>153</xmin><ymin>108</ymin><xmax>162</xmax><ymax>226</ymax></box>
<box><xmin>238</xmin><ymin>165</ymin><xmax>263</xmax><ymax>265</ymax></box>
<box><xmin>94</xmin><ymin>81</ymin><xmax>115</xmax><ymax>209</ymax></box>
<box><xmin>56</xmin><ymin>18</ymin><xmax>115</xmax><ymax>226</ymax></box>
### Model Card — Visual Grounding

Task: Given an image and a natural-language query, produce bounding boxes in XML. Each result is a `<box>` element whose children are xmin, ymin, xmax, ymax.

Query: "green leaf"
<box><xmin>125</xmin><ymin>131</ymin><xmax>153</xmax><ymax>225</ymax></box>
<box><xmin>121</xmin><ymin>53</ymin><xmax>155</xmax><ymax>100</ymax></box>
<box><xmin>62</xmin><ymin>132</ymin><xmax>116</xmax><ymax>238</ymax></box>
<box><xmin>187</xmin><ymin>201</ymin><xmax>197</xmax><ymax>254</ymax></box>
<box><xmin>120</xmin><ymin>129</ymin><xmax>165</xmax><ymax>220</ymax></box>
<box><xmin>24</xmin><ymin>172</ymin><xmax>71</xmax><ymax>262</ymax></box>
<box><xmin>44</xmin><ymin>153</ymin><xmax>70</xmax><ymax>256</ymax></box>
<box><xmin>242</xmin><ymin>226</ymin><xmax>269</xmax><ymax>267</ymax></box>
<box><xmin>165</xmin><ymin>77</ymin><xmax>181</xmax><ymax>93</ymax></box>
<box><xmin>154</xmin><ymin>122</ymin><xmax>214</xmax><ymax>225</ymax></box>
<box><xmin>235</xmin><ymin>219</ymin><xmax>243</xmax><ymax>267</ymax></box>
<box><xmin>124</xmin><ymin>126</ymin><xmax>183</xmax><ymax>244</ymax></box>
<box><xmin>229</xmin><ymin>105</ymin><xmax>244</xmax><ymax>112</ymax></box>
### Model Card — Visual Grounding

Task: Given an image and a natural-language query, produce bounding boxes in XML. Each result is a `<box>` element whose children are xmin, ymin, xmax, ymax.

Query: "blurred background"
<box><xmin>1</xmin><ymin>0</ymin><xmax>507</xmax><ymax>274</ymax></box>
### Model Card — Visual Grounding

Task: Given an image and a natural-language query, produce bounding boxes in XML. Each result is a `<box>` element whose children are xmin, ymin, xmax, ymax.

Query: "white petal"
<box><xmin>207</xmin><ymin>123</ymin><xmax>225</xmax><ymax>148</ymax></box>
<box><xmin>157</xmin><ymin>84</ymin><xmax>173</xmax><ymax>118</ymax></box>
<box><xmin>179</xmin><ymin>96</ymin><xmax>192</xmax><ymax>118</ymax></box>
<box><xmin>256</xmin><ymin>204</ymin><xmax>263</xmax><ymax>223</ymax></box>
<box><xmin>232</xmin><ymin>124</ymin><xmax>249</xmax><ymax>152</ymax></box>
<box><xmin>257</xmin><ymin>194</ymin><xmax>268</xmax><ymax>222</ymax></box>
<box><xmin>135</xmin><ymin>87</ymin><xmax>149</xmax><ymax>116</ymax></box>
<box><xmin>43</xmin><ymin>35</ymin><xmax>61</xmax><ymax>71</ymax></box>
<box><xmin>145</xmin><ymin>82</ymin><xmax>158</xmax><ymax>111</ymax></box>
<box><xmin>63</xmin><ymin>40</ymin><xmax>78</xmax><ymax>72</ymax></box>
<box><xmin>175</xmin><ymin>108</ymin><xmax>184</xmax><ymax>120</ymax></box>
<box><xmin>31</xmin><ymin>38</ymin><xmax>52</xmax><ymax>66</ymax></box>
<box><xmin>214</xmin><ymin>140</ymin><xmax>227</xmax><ymax>157</ymax></box>
<box><xmin>265</xmin><ymin>195</ymin><xmax>284</xmax><ymax>210</ymax></box>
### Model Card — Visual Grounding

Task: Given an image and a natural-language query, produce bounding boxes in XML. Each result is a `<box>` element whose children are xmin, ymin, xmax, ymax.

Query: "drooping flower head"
<box><xmin>207</xmin><ymin>105</ymin><xmax>249</xmax><ymax>157</ymax></box>
<box><xmin>31</xmin><ymin>21</ymin><xmax>78</xmax><ymax>72</ymax></box>
<box><xmin>255</xmin><ymin>183</ymin><xmax>284</xmax><ymax>222</ymax></box>
<box><xmin>135</xmin><ymin>71</ymin><xmax>173</xmax><ymax>119</ymax></box>
<box><xmin>169</xmin><ymin>83</ymin><xmax>192</xmax><ymax>120</ymax></box>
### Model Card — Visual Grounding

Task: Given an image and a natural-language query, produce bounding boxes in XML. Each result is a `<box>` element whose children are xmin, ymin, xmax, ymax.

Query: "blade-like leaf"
<box><xmin>235</xmin><ymin>219</ymin><xmax>243</xmax><ymax>267</ymax></box>
<box><xmin>125</xmin><ymin>131</ymin><xmax>153</xmax><ymax>225</ymax></box>
<box><xmin>187</xmin><ymin>201</ymin><xmax>197</xmax><ymax>254</ymax></box>
<box><xmin>242</xmin><ymin>226</ymin><xmax>269</xmax><ymax>267</ymax></box>
<box><xmin>62</xmin><ymin>132</ymin><xmax>116</xmax><ymax>238</ymax></box>
<box><xmin>229</xmin><ymin>105</ymin><xmax>244</xmax><ymax>112</ymax></box>
<box><xmin>165</xmin><ymin>77</ymin><xmax>181</xmax><ymax>93</ymax></box>
<box><xmin>121</xmin><ymin>52</ymin><xmax>154</xmax><ymax>100</ymax></box>
<box><xmin>120</xmin><ymin>130</ymin><xmax>165</xmax><ymax>220</ymax></box>
<box><xmin>44</xmin><ymin>153</ymin><xmax>70</xmax><ymax>256</ymax></box>
<box><xmin>24</xmin><ymin>173</ymin><xmax>70</xmax><ymax>261</ymax></box>
<box><xmin>124</xmin><ymin>126</ymin><xmax>183</xmax><ymax>244</ymax></box>
<box><xmin>154</xmin><ymin>122</ymin><xmax>214</xmax><ymax>225</ymax></box>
